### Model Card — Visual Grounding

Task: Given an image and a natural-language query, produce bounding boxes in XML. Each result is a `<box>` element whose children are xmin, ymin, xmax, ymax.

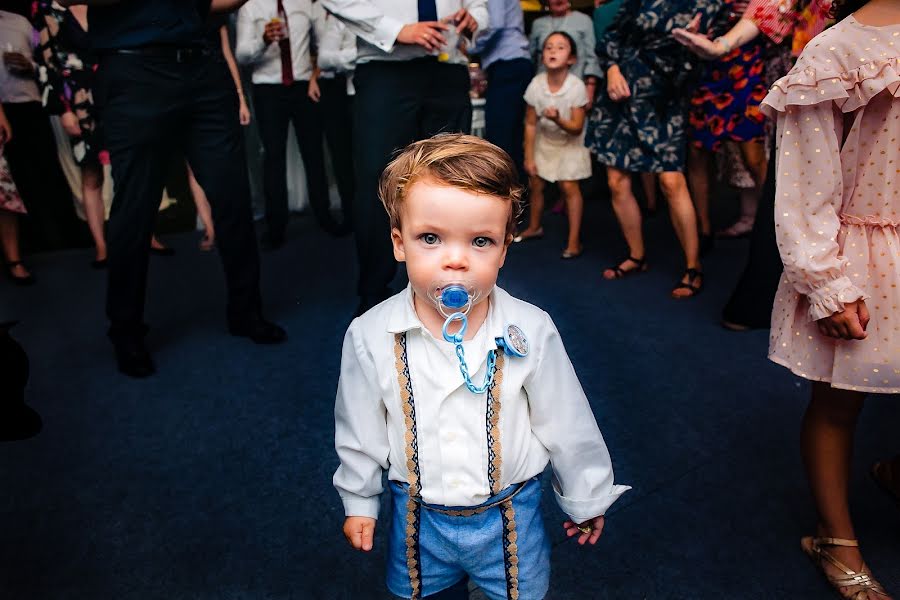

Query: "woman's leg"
<box><xmin>558</xmin><ymin>180</ymin><xmax>583</xmax><ymax>254</ymax></box>
<box><xmin>686</xmin><ymin>144</ymin><xmax>712</xmax><ymax>237</ymax></box>
<box><xmin>801</xmin><ymin>382</ymin><xmax>888</xmax><ymax>595</ymax></box>
<box><xmin>658</xmin><ymin>171</ymin><xmax>702</xmax><ymax>297</ymax></box>
<box><xmin>187</xmin><ymin>163</ymin><xmax>215</xmax><ymax>250</ymax></box>
<box><xmin>603</xmin><ymin>166</ymin><xmax>645</xmax><ymax>279</ymax></box>
<box><xmin>81</xmin><ymin>162</ymin><xmax>107</xmax><ymax>261</ymax></box>
<box><xmin>0</xmin><ymin>212</ymin><xmax>31</xmax><ymax>279</ymax></box>
<box><xmin>517</xmin><ymin>175</ymin><xmax>545</xmax><ymax>238</ymax></box>
<box><xmin>720</xmin><ymin>139</ymin><xmax>768</xmax><ymax>237</ymax></box>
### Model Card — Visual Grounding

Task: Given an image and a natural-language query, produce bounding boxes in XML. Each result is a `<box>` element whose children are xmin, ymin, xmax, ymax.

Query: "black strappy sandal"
<box><xmin>5</xmin><ymin>260</ymin><xmax>35</xmax><ymax>286</ymax></box>
<box><xmin>604</xmin><ymin>256</ymin><xmax>648</xmax><ymax>280</ymax></box>
<box><xmin>671</xmin><ymin>268</ymin><xmax>703</xmax><ymax>299</ymax></box>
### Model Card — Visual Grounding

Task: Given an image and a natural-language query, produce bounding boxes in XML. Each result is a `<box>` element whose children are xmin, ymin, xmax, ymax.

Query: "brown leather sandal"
<box><xmin>800</xmin><ymin>536</ymin><xmax>891</xmax><ymax>599</ymax></box>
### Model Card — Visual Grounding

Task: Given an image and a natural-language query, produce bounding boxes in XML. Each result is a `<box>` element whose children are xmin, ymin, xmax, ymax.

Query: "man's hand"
<box><xmin>262</xmin><ymin>20</ymin><xmax>287</xmax><ymax>45</ymax></box>
<box><xmin>817</xmin><ymin>300</ymin><xmax>869</xmax><ymax>340</ymax></box>
<box><xmin>3</xmin><ymin>52</ymin><xmax>34</xmax><ymax>77</ymax></box>
<box><xmin>61</xmin><ymin>111</ymin><xmax>82</xmax><ymax>137</ymax></box>
<box><xmin>563</xmin><ymin>516</ymin><xmax>605</xmax><ymax>546</ymax></box>
<box><xmin>343</xmin><ymin>516</ymin><xmax>376</xmax><ymax>551</ymax></box>
<box><xmin>307</xmin><ymin>77</ymin><xmax>321</xmax><ymax>103</ymax></box>
<box><xmin>396</xmin><ymin>22</ymin><xmax>448</xmax><ymax>52</ymax></box>
<box><xmin>606</xmin><ymin>65</ymin><xmax>630</xmax><ymax>102</ymax></box>
<box><xmin>450</xmin><ymin>8</ymin><xmax>478</xmax><ymax>36</ymax></box>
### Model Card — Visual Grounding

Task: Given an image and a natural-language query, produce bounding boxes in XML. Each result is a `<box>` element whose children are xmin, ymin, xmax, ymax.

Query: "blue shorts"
<box><xmin>386</xmin><ymin>476</ymin><xmax>550</xmax><ymax>600</ymax></box>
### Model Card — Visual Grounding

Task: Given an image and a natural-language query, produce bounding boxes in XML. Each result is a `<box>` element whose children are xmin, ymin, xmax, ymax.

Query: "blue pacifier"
<box><xmin>432</xmin><ymin>283</ymin><xmax>528</xmax><ymax>394</ymax></box>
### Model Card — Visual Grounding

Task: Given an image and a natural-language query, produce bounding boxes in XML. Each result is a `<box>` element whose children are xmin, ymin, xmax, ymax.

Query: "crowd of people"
<box><xmin>1</xmin><ymin>0</ymin><xmax>899</xmax><ymax>599</ymax></box>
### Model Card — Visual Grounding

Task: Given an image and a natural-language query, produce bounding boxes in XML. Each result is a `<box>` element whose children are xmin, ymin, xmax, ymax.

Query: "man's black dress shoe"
<box><xmin>111</xmin><ymin>336</ymin><xmax>156</xmax><ymax>378</ymax></box>
<box><xmin>229</xmin><ymin>317</ymin><xmax>287</xmax><ymax>344</ymax></box>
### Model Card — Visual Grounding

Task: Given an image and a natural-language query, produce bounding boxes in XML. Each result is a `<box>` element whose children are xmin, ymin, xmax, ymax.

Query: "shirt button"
<box><xmin>449</xmin><ymin>479</ymin><xmax>461</xmax><ymax>489</ymax></box>
<box><xmin>444</xmin><ymin>431</ymin><xmax>457</xmax><ymax>442</ymax></box>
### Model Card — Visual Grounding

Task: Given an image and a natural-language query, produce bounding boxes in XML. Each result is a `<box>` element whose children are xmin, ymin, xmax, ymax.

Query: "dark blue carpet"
<box><xmin>2</xmin><ymin>191</ymin><xmax>898</xmax><ymax>599</ymax></box>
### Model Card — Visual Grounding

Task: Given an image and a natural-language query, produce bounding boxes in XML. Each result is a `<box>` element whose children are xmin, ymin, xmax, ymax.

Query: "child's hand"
<box><xmin>343</xmin><ymin>516</ymin><xmax>376</xmax><ymax>551</ymax></box>
<box><xmin>563</xmin><ymin>516</ymin><xmax>605</xmax><ymax>546</ymax></box>
<box><xmin>816</xmin><ymin>300</ymin><xmax>869</xmax><ymax>340</ymax></box>
<box><xmin>542</xmin><ymin>107</ymin><xmax>560</xmax><ymax>121</ymax></box>
<box><xmin>524</xmin><ymin>158</ymin><xmax>538</xmax><ymax>177</ymax></box>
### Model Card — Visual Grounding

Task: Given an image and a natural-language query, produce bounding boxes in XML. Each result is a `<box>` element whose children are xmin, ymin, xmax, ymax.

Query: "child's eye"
<box><xmin>420</xmin><ymin>233</ymin><xmax>440</xmax><ymax>245</ymax></box>
<box><xmin>472</xmin><ymin>237</ymin><xmax>494</xmax><ymax>248</ymax></box>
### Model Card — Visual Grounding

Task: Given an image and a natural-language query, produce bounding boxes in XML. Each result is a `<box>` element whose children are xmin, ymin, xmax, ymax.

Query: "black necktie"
<box><xmin>418</xmin><ymin>0</ymin><xmax>438</xmax><ymax>22</ymax></box>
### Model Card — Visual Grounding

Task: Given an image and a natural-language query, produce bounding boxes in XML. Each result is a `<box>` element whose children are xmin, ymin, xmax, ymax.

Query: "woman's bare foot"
<box><xmin>150</xmin><ymin>236</ymin><xmax>167</xmax><ymax>251</ymax></box>
<box><xmin>7</xmin><ymin>262</ymin><xmax>30</xmax><ymax>279</ymax></box>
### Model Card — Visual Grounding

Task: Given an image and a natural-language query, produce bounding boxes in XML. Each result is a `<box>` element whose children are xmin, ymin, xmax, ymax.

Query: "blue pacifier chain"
<box><xmin>437</xmin><ymin>284</ymin><xmax>528</xmax><ymax>394</ymax></box>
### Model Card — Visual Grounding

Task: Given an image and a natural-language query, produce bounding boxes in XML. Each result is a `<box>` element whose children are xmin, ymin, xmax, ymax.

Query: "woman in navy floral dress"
<box><xmin>587</xmin><ymin>0</ymin><xmax>726</xmax><ymax>298</ymax></box>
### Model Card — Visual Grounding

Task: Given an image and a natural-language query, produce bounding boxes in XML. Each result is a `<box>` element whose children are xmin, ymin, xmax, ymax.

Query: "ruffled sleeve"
<box><xmin>768</xmin><ymin>97</ymin><xmax>868</xmax><ymax>321</ymax></box>
<box><xmin>762</xmin><ymin>56</ymin><xmax>900</xmax><ymax>117</ymax></box>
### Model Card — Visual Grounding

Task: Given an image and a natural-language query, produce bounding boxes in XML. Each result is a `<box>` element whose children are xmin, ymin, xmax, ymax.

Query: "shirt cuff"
<box><xmin>552</xmin><ymin>479</ymin><xmax>631</xmax><ymax>524</ymax></box>
<box><xmin>806</xmin><ymin>276</ymin><xmax>869</xmax><ymax>322</ymax></box>
<box><xmin>365</xmin><ymin>15</ymin><xmax>405</xmax><ymax>53</ymax></box>
<box><xmin>340</xmin><ymin>493</ymin><xmax>381</xmax><ymax>519</ymax></box>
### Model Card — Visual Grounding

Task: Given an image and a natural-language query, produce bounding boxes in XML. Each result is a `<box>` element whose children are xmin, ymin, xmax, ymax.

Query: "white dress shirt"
<box><xmin>312</xmin><ymin>1</ymin><xmax>357</xmax><ymax>94</ymax></box>
<box><xmin>334</xmin><ymin>285</ymin><xmax>630</xmax><ymax>522</ymax></box>
<box><xmin>0</xmin><ymin>11</ymin><xmax>40</xmax><ymax>104</ymax></box>
<box><xmin>319</xmin><ymin>0</ymin><xmax>488</xmax><ymax>66</ymax></box>
<box><xmin>236</xmin><ymin>0</ymin><xmax>315</xmax><ymax>83</ymax></box>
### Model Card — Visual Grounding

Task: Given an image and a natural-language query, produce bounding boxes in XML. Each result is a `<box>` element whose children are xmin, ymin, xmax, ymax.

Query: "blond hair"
<box><xmin>379</xmin><ymin>133</ymin><xmax>523</xmax><ymax>238</ymax></box>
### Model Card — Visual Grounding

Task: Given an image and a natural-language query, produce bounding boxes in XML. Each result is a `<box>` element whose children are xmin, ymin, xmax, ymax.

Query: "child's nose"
<box><xmin>442</xmin><ymin>247</ymin><xmax>468</xmax><ymax>270</ymax></box>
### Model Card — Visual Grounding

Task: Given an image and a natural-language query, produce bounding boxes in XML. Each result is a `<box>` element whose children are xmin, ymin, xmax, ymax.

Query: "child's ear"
<box><xmin>391</xmin><ymin>227</ymin><xmax>406</xmax><ymax>262</ymax></box>
<box><xmin>568</xmin><ymin>53</ymin><xmax>577</xmax><ymax>66</ymax></box>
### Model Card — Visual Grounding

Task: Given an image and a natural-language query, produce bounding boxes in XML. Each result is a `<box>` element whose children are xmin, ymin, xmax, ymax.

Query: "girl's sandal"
<box><xmin>800</xmin><ymin>537</ymin><xmax>891</xmax><ymax>599</ymax></box>
<box><xmin>604</xmin><ymin>256</ymin><xmax>647</xmax><ymax>280</ymax></box>
<box><xmin>871</xmin><ymin>458</ymin><xmax>900</xmax><ymax>505</ymax></box>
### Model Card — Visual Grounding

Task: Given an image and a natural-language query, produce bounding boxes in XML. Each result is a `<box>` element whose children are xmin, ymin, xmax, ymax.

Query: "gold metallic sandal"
<box><xmin>801</xmin><ymin>537</ymin><xmax>892</xmax><ymax>599</ymax></box>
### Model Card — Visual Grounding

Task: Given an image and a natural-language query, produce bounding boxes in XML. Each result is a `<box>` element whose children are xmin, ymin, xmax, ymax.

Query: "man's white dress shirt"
<box><xmin>312</xmin><ymin>1</ymin><xmax>357</xmax><ymax>94</ymax></box>
<box><xmin>334</xmin><ymin>285</ymin><xmax>630</xmax><ymax>523</ymax></box>
<box><xmin>236</xmin><ymin>0</ymin><xmax>315</xmax><ymax>83</ymax></box>
<box><xmin>319</xmin><ymin>0</ymin><xmax>488</xmax><ymax>66</ymax></box>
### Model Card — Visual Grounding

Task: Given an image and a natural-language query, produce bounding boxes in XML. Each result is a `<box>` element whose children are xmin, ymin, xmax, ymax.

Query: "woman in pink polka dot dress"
<box><xmin>764</xmin><ymin>0</ymin><xmax>899</xmax><ymax>598</ymax></box>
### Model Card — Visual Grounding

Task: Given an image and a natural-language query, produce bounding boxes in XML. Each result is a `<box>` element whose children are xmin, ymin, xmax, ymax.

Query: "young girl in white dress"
<box><xmin>518</xmin><ymin>31</ymin><xmax>592</xmax><ymax>259</ymax></box>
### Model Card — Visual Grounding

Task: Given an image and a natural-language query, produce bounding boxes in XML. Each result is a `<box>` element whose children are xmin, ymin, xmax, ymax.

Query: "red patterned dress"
<box><xmin>688</xmin><ymin>0</ymin><xmax>769</xmax><ymax>150</ymax></box>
